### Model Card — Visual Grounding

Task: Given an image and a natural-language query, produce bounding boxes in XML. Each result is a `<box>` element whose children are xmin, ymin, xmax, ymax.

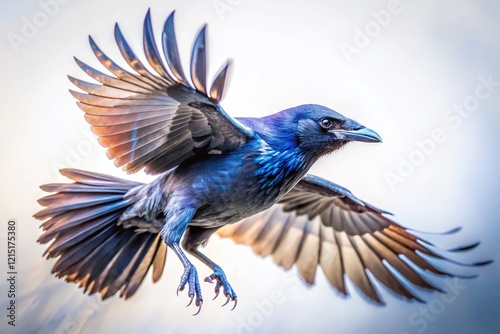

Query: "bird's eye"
<box><xmin>320</xmin><ymin>118</ymin><xmax>333</xmax><ymax>129</ymax></box>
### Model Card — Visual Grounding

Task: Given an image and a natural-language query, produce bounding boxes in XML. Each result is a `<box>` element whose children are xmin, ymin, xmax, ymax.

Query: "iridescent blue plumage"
<box><xmin>255</xmin><ymin>148</ymin><xmax>307</xmax><ymax>189</ymax></box>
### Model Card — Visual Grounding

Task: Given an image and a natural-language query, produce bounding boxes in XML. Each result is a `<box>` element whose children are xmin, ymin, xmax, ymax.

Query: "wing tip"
<box><xmin>190</xmin><ymin>24</ymin><xmax>208</xmax><ymax>94</ymax></box>
<box><xmin>446</xmin><ymin>241</ymin><xmax>481</xmax><ymax>252</ymax></box>
<box><xmin>473</xmin><ymin>259</ymin><xmax>493</xmax><ymax>266</ymax></box>
<box><xmin>209</xmin><ymin>59</ymin><xmax>232</xmax><ymax>101</ymax></box>
<box><xmin>67</xmin><ymin>74</ymin><xmax>77</xmax><ymax>85</ymax></box>
<box><xmin>68</xmin><ymin>89</ymin><xmax>81</xmax><ymax>99</ymax></box>
<box><xmin>406</xmin><ymin>226</ymin><xmax>462</xmax><ymax>235</ymax></box>
<box><xmin>200</xmin><ymin>24</ymin><xmax>207</xmax><ymax>35</ymax></box>
<box><xmin>114</xmin><ymin>22</ymin><xmax>127</xmax><ymax>48</ymax></box>
<box><xmin>88</xmin><ymin>34</ymin><xmax>95</xmax><ymax>46</ymax></box>
<box><xmin>162</xmin><ymin>9</ymin><xmax>189</xmax><ymax>86</ymax></box>
<box><xmin>167</xmin><ymin>10</ymin><xmax>176</xmax><ymax>23</ymax></box>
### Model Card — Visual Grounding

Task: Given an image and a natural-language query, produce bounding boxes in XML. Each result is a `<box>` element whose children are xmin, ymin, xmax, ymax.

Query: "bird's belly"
<box><xmin>166</xmin><ymin>142</ymin><xmax>309</xmax><ymax>229</ymax></box>
<box><xmin>189</xmin><ymin>172</ymin><xmax>274</xmax><ymax>227</ymax></box>
<box><xmin>173</xmin><ymin>156</ymin><xmax>285</xmax><ymax>228</ymax></box>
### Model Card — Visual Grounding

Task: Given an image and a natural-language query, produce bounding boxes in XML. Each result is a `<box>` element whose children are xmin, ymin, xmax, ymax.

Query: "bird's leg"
<box><xmin>182</xmin><ymin>226</ymin><xmax>237</xmax><ymax>310</ymax></box>
<box><xmin>193</xmin><ymin>249</ymin><xmax>238</xmax><ymax>310</ymax></box>
<box><xmin>170</xmin><ymin>244</ymin><xmax>203</xmax><ymax>311</ymax></box>
<box><xmin>160</xmin><ymin>207</ymin><xmax>203</xmax><ymax>315</ymax></box>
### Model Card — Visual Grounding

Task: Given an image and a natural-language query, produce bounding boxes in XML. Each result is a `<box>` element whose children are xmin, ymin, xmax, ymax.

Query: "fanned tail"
<box><xmin>34</xmin><ymin>168</ymin><xmax>167</xmax><ymax>300</ymax></box>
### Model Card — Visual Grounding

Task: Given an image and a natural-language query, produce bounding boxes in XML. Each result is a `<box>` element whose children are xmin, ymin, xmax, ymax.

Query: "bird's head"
<box><xmin>240</xmin><ymin>104</ymin><xmax>381</xmax><ymax>158</ymax></box>
<box><xmin>285</xmin><ymin>104</ymin><xmax>382</xmax><ymax>157</ymax></box>
<box><xmin>292</xmin><ymin>104</ymin><xmax>381</xmax><ymax>156</ymax></box>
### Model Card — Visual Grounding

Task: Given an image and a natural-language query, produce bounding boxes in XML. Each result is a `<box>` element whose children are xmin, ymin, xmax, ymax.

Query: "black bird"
<box><xmin>35</xmin><ymin>10</ymin><xmax>490</xmax><ymax>315</ymax></box>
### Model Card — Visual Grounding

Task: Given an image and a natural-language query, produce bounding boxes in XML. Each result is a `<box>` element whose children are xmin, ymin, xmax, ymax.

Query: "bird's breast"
<box><xmin>177</xmin><ymin>142</ymin><xmax>310</xmax><ymax>227</ymax></box>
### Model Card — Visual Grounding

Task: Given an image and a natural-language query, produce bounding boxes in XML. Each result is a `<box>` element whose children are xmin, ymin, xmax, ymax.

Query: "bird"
<box><xmin>34</xmin><ymin>9</ymin><xmax>490</xmax><ymax>315</ymax></box>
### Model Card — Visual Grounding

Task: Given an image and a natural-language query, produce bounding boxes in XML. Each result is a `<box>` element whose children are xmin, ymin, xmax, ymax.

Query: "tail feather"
<box><xmin>40</xmin><ymin>183</ymin><xmax>136</xmax><ymax>194</ymax></box>
<box><xmin>124</xmin><ymin>235</ymin><xmax>163</xmax><ymax>297</ymax></box>
<box><xmin>35</xmin><ymin>168</ymin><xmax>167</xmax><ymax>300</ymax></box>
<box><xmin>44</xmin><ymin>212</ymin><xmax>123</xmax><ymax>257</ymax></box>
<box><xmin>79</xmin><ymin>230</ymin><xmax>145</xmax><ymax>297</ymax></box>
<box><xmin>152</xmin><ymin>242</ymin><xmax>167</xmax><ymax>282</ymax></box>
<box><xmin>53</xmin><ymin>223</ymin><xmax>118</xmax><ymax>275</ymax></box>
<box><xmin>38</xmin><ymin>200</ymin><xmax>132</xmax><ymax>242</ymax></box>
<box><xmin>59</xmin><ymin>168</ymin><xmax>143</xmax><ymax>185</ymax></box>
<box><xmin>35</xmin><ymin>193</ymin><xmax>125</xmax><ymax>220</ymax></box>
<box><xmin>102</xmin><ymin>233</ymin><xmax>158</xmax><ymax>299</ymax></box>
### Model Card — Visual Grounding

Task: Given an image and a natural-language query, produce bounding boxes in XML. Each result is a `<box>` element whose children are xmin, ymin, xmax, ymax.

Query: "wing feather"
<box><xmin>295</xmin><ymin>218</ymin><xmax>321</xmax><ymax>284</ymax></box>
<box><xmin>218</xmin><ymin>174</ymin><xmax>489</xmax><ymax>303</ymax></box>
<box><xmin>90</xmin><ymin>36</ymin><xmax>160</xmax><ymax>90</ymax></box>
<box><xmin>162</xmin><ymin>11</ymin><xmax>189</xmax><ymax>85</ymax></box>
<box><xmin>70</xmin><ymin>10</ymin><xmax>252</xmax><ymax>174</ymax></box>
<box><xmin>319</xmin><ymin>225</ymin><xmax>346</xmax><ymax>294</ymax></box>
<box><xmin>114</xmin><ymin>24</ymin><xmax>167</xmax><ymax>87</ymax></box>
<box><xmin>152</xmin><ymin>239</ymin><xmax>167</xmax><ymax>282</ymax></box>
<box><xmin>272</xmin><ymin>216</ymin><xmax>307</xmax><ymax>270</ymax></box>
<box><xmin>210</xmin><ymin>61</ymin><xmax>231</xmax><ymax>102</ymax></box>
<box><xmin>143</xmin><ymin>10</ymin><xmax>174</xmax><ymax>82</ymax></box>
<box><xmin>190</xmin><ymin>26</ymin><xmax>208</xmax><ymax>94</ymax></box>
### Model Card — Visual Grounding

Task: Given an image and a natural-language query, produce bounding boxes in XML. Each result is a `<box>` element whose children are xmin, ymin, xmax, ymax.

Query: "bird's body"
<box><xmin>120</xmin><ymin>102</ymin><xmax>363</xmax><ymax>244</ymax></box>
<box><xmin>35</xmin><ymin>9</ymin><xmax>490</xmax><ymax>315</ymax></box>
<box><xmin>120</xmin><ymin>142</ymin><xmax>267</xmax><ymax>231</ymax></box>
<box><xmin>171</xmin><ymin>143</ymin><xmax>293</xmax><ymax>227</ymax></box>
<box><xmin>124</xmin><ymin>115</ymin><xmax>314</xmax><ymax>232</ymax></box>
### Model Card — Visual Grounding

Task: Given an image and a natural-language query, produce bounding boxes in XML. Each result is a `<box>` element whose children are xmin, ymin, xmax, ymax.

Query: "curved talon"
<box><xmin>230</xmin><ymin>297</ymin><xmax>238</xmax><ymax>311</ymax></box>
<box><xmin>176</xmin><ymin>264</ymin><xmax>203</xmax><ymax>314</ymax></box>
<box><xmin>192</xmin><ymin>300</ymin><xmax>203</xmax><ymax>316</ymax></box>
<box><xmin>204</xmin><ymin>268</ymin><xmax>237</xmax><ymax>307</ymax></box>
<box><xmin>221</xmin><ymin>294</ymin><xmax>231</xmax><ymax>307</ymax></box>
<box><xmin>213</xmin><ymin>281</ymin><xmax>221</xmax><ymax>300</ymax></box>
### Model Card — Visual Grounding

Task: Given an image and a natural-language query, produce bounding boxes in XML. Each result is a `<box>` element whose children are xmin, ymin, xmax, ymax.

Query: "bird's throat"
<box><xmin>254</xmin><ymin>146</ymin><xmax>313</xmax><ymax>204</ymax></box>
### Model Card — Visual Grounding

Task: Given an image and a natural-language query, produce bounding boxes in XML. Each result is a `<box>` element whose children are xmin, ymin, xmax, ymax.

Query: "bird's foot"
<box><xmin>177</xmin><ymin>264</ymin><xmax>203</xmax><ymax>315</ymax></box>
<box><xmin>204</xmin><ymin>265</ymin><xmax>237</xmax><ymax>310</ymax></box>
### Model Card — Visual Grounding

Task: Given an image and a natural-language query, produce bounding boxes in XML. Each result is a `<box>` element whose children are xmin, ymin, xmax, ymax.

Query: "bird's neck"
<box><xmin>236</xmin><ymin>115</ymin><xmax>298</xmax><ymax>152</ymax></box>
<box><xmin>238</xmin><ymin>115</ymin><xmax>322</xmax><ymax>200</ymax></box>
<box><xmin>254</xmin><ymin>144</ymin><xmax>316</xmax><ymax>202</ymax></box>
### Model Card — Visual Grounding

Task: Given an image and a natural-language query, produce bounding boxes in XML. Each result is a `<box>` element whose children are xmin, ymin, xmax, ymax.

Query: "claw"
<box><xmin>186</xmin><ymin>294</ymin><xmax>194</xmax><ymax>307</ymax></box>
<box><xmin>204</xmin><ymin>267</ymin><xmax>237</xmax><ymax>307</ymax></box>
<box><xmin>175</xmin><ymin>264</ymin><xmax>203</xmax><ymax>314</ymax></box>
<box><xmin>221</xmin><ymin>294</ymin><xmax>231</xmax><ymax>307</ymax></box>
<box><xmin>212</xmin><ymin>289</ymin><xmax>220</xmax><ymax>300</ymax></box>
<box><xmin>193</xmin><ymin>300</ymin><xmax>203</xmax><ymax>316</ymax></box>
<box><xmin>176</xmin><ymin>285</ymin><xmax>183</xmax><ymax>296</ymax></box>
<box><xmin>213</xmin><ymin>281</ymin><xmax>221</xmax><ymax>300</ymax></box>
<box><xmin>231</xmin><ymin>297</ymin><xmax>238</xmax><ymax>311</ymax></box>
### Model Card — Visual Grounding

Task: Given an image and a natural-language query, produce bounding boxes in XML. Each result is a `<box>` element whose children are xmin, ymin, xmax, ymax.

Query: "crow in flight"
<box><xmin>35</xmin><ymin>10</ymin><xmax>490</xmax><ymax>315</ymax></box>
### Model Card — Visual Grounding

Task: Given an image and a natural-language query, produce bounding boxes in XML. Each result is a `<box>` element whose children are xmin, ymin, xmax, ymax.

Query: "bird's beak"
<box><xmin>330</xmin><ymin>126</ymin><xmax>382</xmax><ymax>143</ymax></box>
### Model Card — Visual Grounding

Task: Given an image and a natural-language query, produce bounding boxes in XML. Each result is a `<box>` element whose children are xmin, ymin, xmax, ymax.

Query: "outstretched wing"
<box><xmin>218</xmin><ymin>174</ymin><xmax>490</xmax><ymax>303</ymax></box>
<box><xmin>70</xmin><ymin>10</ymin><xmax>253</xmax><ymax>174</ymax></box>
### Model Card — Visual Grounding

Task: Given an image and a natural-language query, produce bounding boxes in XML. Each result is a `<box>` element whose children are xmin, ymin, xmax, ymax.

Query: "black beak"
<box><xmin>330</xmin><ymin>126</ymin><xmax>382</xmax><ymax>143</ymax></box>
